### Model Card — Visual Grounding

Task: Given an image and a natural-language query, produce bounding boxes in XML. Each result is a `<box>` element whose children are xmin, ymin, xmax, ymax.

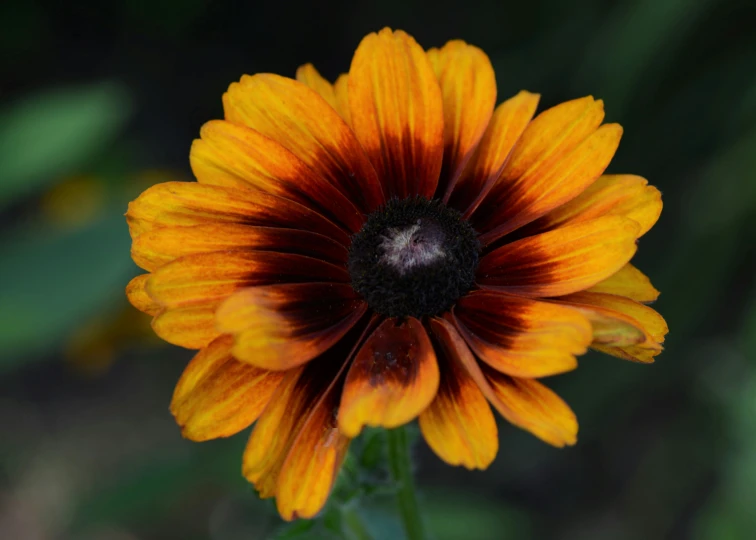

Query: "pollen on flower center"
<box><xmin>379</xmin><ymin>219</ymin><xmax>447</xmax><ymax>274</ymax></box>
<box><xmin>348</xmin><ymin>197</ymin><xmax>480</xmax><ymax>318</ymax></box>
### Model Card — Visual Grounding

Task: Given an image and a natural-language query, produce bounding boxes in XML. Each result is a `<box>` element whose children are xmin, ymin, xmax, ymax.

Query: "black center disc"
<box><xmin>348</xmin><ymin>197</ymin><xmax>480</xmax><ymax>318</ymax></box>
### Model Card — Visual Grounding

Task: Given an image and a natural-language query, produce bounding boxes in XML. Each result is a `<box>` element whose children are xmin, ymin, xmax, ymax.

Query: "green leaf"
<box><xmin>0</xmin><ymin>82</ymin><xmax>132</xmax><ymax>207</ymax></box>
<box><xmin>0</xmin><ymin>212</ymin><xmax>134</xmax><ymax>367</ymax></box>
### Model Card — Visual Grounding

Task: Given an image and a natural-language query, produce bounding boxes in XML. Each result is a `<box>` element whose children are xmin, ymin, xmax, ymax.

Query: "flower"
<box><xmin>126</xmin><ymin>28</ymin><xmax>667</xmax><ymax>520</ymax></box>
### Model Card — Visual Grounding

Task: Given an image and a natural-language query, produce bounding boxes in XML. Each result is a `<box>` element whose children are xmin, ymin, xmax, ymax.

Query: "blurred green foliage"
<box><xmin>1</xmin><ymin>0</ymin><xmax>755</xmax><ymax>539</ymax></box>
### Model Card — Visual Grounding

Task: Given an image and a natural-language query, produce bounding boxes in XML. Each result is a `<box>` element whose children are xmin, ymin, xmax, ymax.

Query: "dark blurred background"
<box><xmin>1</xmin><ymin>0</ymin><xmax>755</xmax><ymax>539</ymax></box>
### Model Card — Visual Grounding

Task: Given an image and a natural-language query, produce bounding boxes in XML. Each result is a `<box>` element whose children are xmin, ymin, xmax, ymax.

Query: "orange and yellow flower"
<box><xmin>126</xmin><ymin>28</ymin><xmax>667</xmax><ymax>520</ymax></box>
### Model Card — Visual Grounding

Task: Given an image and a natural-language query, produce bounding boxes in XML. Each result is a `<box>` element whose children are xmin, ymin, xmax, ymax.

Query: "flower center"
<box><xmin>348</xmin><ymin>197</ymin><xmax>480</xmax><ymax>318</ymax></box>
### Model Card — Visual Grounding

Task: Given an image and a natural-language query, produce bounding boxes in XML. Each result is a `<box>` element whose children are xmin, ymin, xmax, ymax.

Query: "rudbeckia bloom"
<box><xmin>126</xmin><ymin>28</ymin><xmax>667</xmax><ymax>520</ymax></box>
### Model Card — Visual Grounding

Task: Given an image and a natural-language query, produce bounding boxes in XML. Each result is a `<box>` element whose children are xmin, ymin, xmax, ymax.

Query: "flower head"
<box><xmin>126</xmin><ymin>28</ymin><xmax>667</xmax><ymax>520</ymax></box>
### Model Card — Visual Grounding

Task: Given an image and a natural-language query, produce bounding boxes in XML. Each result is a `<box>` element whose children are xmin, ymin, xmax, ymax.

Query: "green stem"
<box><xmin>386</xmin><ymin>426</ymin><xmax>425</xmax><ymax>540</ymax></box>
<box><xmin>342</xmin><ymin>505</ymin><xmax>373</xmax><ymax>540</ymax></box>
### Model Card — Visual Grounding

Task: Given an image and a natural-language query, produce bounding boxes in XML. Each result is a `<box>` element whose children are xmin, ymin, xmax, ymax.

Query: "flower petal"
<box><xmin>477</xmin><ymin>216</ymin><xmax>640</xmax><ymax>297</ymax></box>
<box><xmin>276</xmin><ymin>379</ymin><xmax>350</xmax><ymax>520</ymax></box>
<box><xmin>170</xmin><ymin>335</ymin><xmax>285</xmax><ymax>441</ymax></box>
<box><xmin>333</xmin><ymin>74</ymin><xmax>352</xmax><ymax>125</ymax></box>
<box><xmin>348</xmin><ymin>28</ymin><xmax>444</xmax><ymax>198</ymax></box>
<box><xmin>515</xmin><ymin>174</ymin><xmax>662</xmax><ymax>240</ymax></box>
<box><xmin>295</xmin><ymin>63</ymin><xmax>338</xmax><ymax>110</ymax></box>
<box><xmin>453</xmin><ymin>291</ymin><xmax>591</xmax><ymax>377</ymax></box>
<box><xmin>470</xmin><ymin>96</ymin><xmax>610</xmax><ymax>243</ymax></box>
<box><xmin>426</xmin><ymin>40</ymin><xmax>497</xmax><ymax>198</ymax></box>
<box><xmin>555</xmin><ymin>291</ymin><xmax>667</xmax><ymax>355</ymax></box>
<box><xmin>146</xmin><ymin>251</ymin><xmax>348</xmax><ymax>309</ymax></box>
<box><xmin>476</xmin><ymin>122</ymin><xmax>623</xmax><ymax>245</ymax></box>
<box><xmin>127</xmin><ymin>182</ymin><xmax>350</xmax><ymax>247</ymax></box>
<box><xmin>592</xmin><ymin>343</ymin><xmax>662</xmax><ymax>363</ymax></box>
<box><xmin>419</xmin><ymin>327</ymin><xmax>498</xmax><ymax>469</ymax></box>
<box><xmin>132</xmin><ymin>223</ymin><xmax>348</xmax><ymax>272</ymax></box>
<box><xmin>243</xmin><ymin>320</ymin><xmax>371</xmax><ymax>510</ymax></box>
<box><xmin>126</xmin><ymin>274</ymin><xmax>160</xmax><ymax>315</ymax></box>
<box><xmin>217</xmin><ymin>283</ymin><xmax>367</xmax><ymax>370</ymax></box>
<box><xmin>586</xmin><ymin>263</ymin><xmax>660</xmax><ymax>303</ymax></box>
<box><xmin>152</xmin><ymin>303</ymin><xmax>221</xmax><ymax>349</ymax></box>
<box><xmin>338</xmin><ymin>317</ymin><xmax>439</xmax><ymax>437</ymax></box>
<box><xmin>190</xmin><ymin>120</ymin><xmax>364</xmax><ymax>232</ymax></box>
<box><xmin>429</xmin><ymin>317</ymin><xmax>577</xmax><ymax>447</ymax></box>
<box><xmin>447</xmin><ymin>91</ymin><xmax>540</xmax><ymax>215</ymax></box>
<box><xmin>483</xmin><ymin>366</ymin><xmax>578</xmax><ymax>447</ymax></box>
<box><xmin>223</xmin><ymin>73</ymin><xmax>383</xmax><ymax>213</ymax></box>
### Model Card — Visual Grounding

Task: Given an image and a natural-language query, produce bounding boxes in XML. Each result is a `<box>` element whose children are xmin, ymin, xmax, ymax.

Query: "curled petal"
<box><xmin>338</xmin><ymin>317</ymin><xmax>439</xmax><ymax>437</ymax></box>
<box><xmin>555</xmin><ymin>292</ymin><xmax>667</xmax><ymax>362</ymax></box>
<box><xmin>454</xmin><ymin>291</ymin><xmax>592</xmax><ymax>377</ymax></box>
<box><xmin>171</xmin><ymin>336</ymin><xmax>285</xmax><ymax>441</ymax></box>
<box><xmin>478</xmin><ymin>216</ymin><xmax>639</xmax><ymax>297</ymax></box>
<box><xmin>217</xmin><ymin>283</ymin><xmax>367</xmax><ymax>370</ymax></box>
<box><xmin>427</xmin><ymin>40</ymin><xmax>497</xmax><ymax>198</ymax></box>
<box><xmin>348</xmin><ymin>28</ymin><xmax>444</xmax><ymax>198</ymax></box>
<box><xmin>223</xmin><ymin>73</ymin><xmax>384</xmax><ymax>213</ymax></box>
<box><xmin>126</xmin><ymin>274</ymin><xmax>160</xmax><ymax>316</ymax></box>
<box><xmin>586</xmin><ymin>263</ymin><xmax>660</xmax><ymax>303</ymax></box>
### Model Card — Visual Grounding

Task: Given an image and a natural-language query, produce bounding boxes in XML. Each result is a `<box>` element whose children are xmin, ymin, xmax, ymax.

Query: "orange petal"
<box><xmin>448</xmin><ymin>91</ymin><xmax>540</xmax><ymax>215</ymax></box>
<box><xmin>223</xmin><ymin>73</ymin><xmax>384</xmax><ymax>213</ymax></box>
<box><xmin>127</xmin><ymin>181</ymin><xmax>350</xmax><ymax>247</ymax></box>
<box><xmin>419</xmin><ymin>327</ymin><xmax>497</xmax><ymax>469</ymax></box>
<box><xmin>147</xmin><ymin>251</ymin><xmax>349</xmax><ymax>309</ymax></box>
<box><xmin>476</xmin><ymin>123</ymin><xmax>623</xmax><ymax>245</ymax></box>
<box><xmin>151</xmin><ymin>302</ymin><xmax>221</xmax><ymax>349</ymax></box>
<box><xmin>453</xmin><ymin>291</ymin><xmax>592</xmax><ymax>377</ymax></box>
<box><xmin>333</xmin><ymin>74</ymin><xmax>352</xmax><ymax>125</ymax></box>
<box><xmin>515</xmin><ymin>174</ymin><xmax>662</xmax><ymax>240</ymax></box>
<box><xmin>348</xmin><ymin>28</ymin><xmax>444</xmax><ymax>198</ymax></box>
<box><xmin>190</xmin><ymin>120</ymin><xmax>364</xmax><ymax>232</ymax></box>
<box><xmin>428</xmin><ymin>317</ymin><xmax>577</xmax><ymax>447</ymax></box>
<box><xmin>295</xmin><ymin>63</ymin><xmax>338</xmax><ymax>110</ymax></box>
<box><xmin>587</xmin><ymin>263</ymin><xmax>660</xmax><ymax>303</ymax></box>
<box><xmin>338</xmin><ymin>317</ymin><xmax>439</xmax><ymax>437</ymax></box>
<box><xmin>170</xmin><ymin>335</ymin><xmax>285</xmax><ymax>441</ymax></box>
<box><xmin>478</xmin><ymin>215</ymin><xmax>640</xmax><ymax>297</ymax></box>
<box><xmin>126</xmin><ymin>274</ymin><xmax>160</xmax><ymax>316</ymax></box>
<box><xmin>243</xmin><ymin>321</ymin><xmax>369</xmax><ymax>507</ymax></box>
<box><xmin>484</xmin><ymin>366</ymin><xmax>578</xmax><ymax>447</ymax></box>
<box><xmin>276</xmin><ymin>378</ymin><xmax>350</xmax><ymax>520</ymax></box>
<box><xmin>216</xmin><ymin>283</ymin><xmax>367</xmax><ymax>370</ymax></box>
<box><xmin>470</xmin><ymin>96</ymin><xmax>605</xmax><ymax>241</ymax></box>
<box><xmin>132</xmin><ymin>223</ymin><xmax>348</xmax><ymax>272</ymax></box>
<box><xmin>426</xmin><ymin>40</ymin><xmax>497</xmax><ymax>198</ymax></box>
<box><xmin>555</xmin><ymin>291</ymin><xmax>667</xmax><ymax>358</ymax></box>
<box><xmin>502</xmin><ymin>96</ymin><xmax>604</xmax><ymax>176</ymax></box>
<box><xmin>592</xmin><ymin>343</ymin><xmax>662</xmax><ymax>363</ymax></box>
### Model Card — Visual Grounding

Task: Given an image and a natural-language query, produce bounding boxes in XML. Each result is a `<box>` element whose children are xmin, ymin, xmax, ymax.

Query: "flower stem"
<box><xmin>342</xmin><ymin>505</ymin><xmax>373</xmax><ymax>540</ymax></box>
<box><xmin>386</xmin><ymin>426</ymin><xmax>425</xmax><ymax>540</ymax></box>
